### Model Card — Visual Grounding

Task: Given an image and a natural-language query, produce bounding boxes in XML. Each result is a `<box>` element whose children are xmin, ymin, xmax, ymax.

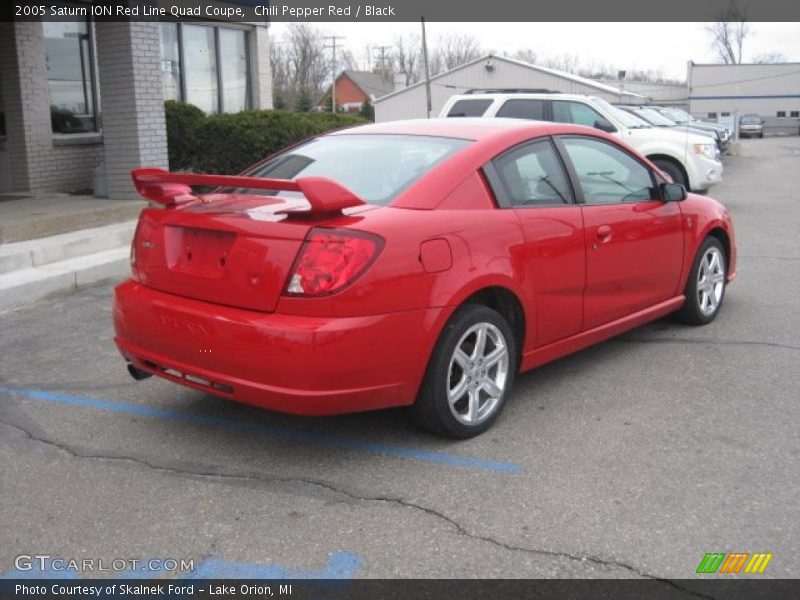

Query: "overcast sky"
<box><xmin>271</xmin><ymin>22</ymin><xmax>800</xmax><ymax>81</ymax></box>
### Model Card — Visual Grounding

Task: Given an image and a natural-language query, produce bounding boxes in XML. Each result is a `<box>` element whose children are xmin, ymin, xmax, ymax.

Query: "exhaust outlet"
<box><xmin>127</xmin><ymin>363</ymin><xmax>153</xmax><ymax>381</ymax></box>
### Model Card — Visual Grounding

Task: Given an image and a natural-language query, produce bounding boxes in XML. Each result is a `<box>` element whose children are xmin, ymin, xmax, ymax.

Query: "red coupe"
<box><xmin>114</xmin><ymin>119</ymin><xmax>736</xmax><ymax>438</ymax></box>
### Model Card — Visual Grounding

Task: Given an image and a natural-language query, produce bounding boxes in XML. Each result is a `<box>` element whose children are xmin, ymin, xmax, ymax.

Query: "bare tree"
<box><xmin>707</xmin><ymin>3</ymin><xmax>750</xmax><ymax>64</ymax></box>
<box><xmin>541</xmin><ymin>53</ymin><xmax>580</xmax><ymax>74</ymax></box>
<box><xmin>269</xmin><ymin>42</ymin><xmax>291</xmax><ymax>109</ymax></box>
<box><xmin>431</xmin><ymin>33</ymin><xmax>483</xmax><ymax>74</ymax></box>
<box><xmin>510</xmin><ymin>49</ymin><xmax>538</xmax><ymax>65</ymax></box>
<box><xmin>270</xmin><ymin>24</ymin><xmax>328</xmax><ymax>111</ymax></box>
<box><xmin>338</xmin><ymin>48</ymin><xmax>360</xmax><ymax>72</ymax></box>
<box><xmin>754</xmin><ymin>52</ymin><xmax>788</xmax><ymax>64</ymax></box>
<box><xmin>393</xmin><ymin>34</ymin><xmax>421</xmax><ymax>86</ymax></box>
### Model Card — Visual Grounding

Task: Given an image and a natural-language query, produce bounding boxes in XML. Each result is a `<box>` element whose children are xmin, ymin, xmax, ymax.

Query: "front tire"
<box><xmin>414</xmin><ymin>304</ymin><xmax>516</xmax><ymax>438</ymax></box>
<box><xmin>652</xmin><ymin>159</ymin><xmax>688</xmax><ymax>188</ymax></box>
<box><xmin>675</xmin><ymin>237</ymin><xmax>727</xmax><ymax>325</ymax></box>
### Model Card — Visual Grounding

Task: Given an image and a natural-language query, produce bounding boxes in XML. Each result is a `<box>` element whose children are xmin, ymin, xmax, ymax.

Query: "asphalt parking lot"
<box><xmin>1</xmin><ymin>137</ymin><xmax>799</xmax><ymax>584</ymax></box>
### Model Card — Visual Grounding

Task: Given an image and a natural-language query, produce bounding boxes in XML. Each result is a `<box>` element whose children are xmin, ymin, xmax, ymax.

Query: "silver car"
<box><xmin>740</xmin><ymin>115</ymin><xmax>764</xmax><ymax>139</ymax></box>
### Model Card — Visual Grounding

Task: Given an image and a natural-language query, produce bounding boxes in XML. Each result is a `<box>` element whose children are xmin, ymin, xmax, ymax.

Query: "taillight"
<box><xmin>129</xmin><ymin>221</ymin><xmax>141</xmax><ymax>282</ymax></box>
<box><xmin>284</xmin><ymin>228</ymin><xmax>384</xmax><ymax>297</ymax></box>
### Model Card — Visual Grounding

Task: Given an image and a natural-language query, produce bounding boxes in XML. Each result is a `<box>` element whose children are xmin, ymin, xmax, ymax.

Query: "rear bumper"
<box><xmin>113</xmin><ymin>280</ymin><xmax>448</xmax><ymax>415</ymax></box>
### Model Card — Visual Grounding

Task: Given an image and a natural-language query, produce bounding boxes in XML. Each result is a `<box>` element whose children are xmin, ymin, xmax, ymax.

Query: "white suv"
<box><xmin>440</xmin><ymin>92</ymin><xmax>722</xmax><ymax>191</ymax></box>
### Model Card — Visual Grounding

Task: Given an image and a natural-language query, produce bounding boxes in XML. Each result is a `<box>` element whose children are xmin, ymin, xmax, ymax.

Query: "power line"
<box><xmin>323</xmin><ymin>35</ymin><xmax>345</xmax><ymax>112</ymax></box>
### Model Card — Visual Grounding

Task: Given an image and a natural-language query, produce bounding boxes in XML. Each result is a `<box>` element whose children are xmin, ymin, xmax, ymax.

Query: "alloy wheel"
<box><xmin>697</xmin><ymin>246</ymin><xmax>726</xmax><ymax>316</ymax></box>
<box><xmin>446</xmin><ymin>322</ymin><xmax>510</xmax><ymax>426</ymax></box>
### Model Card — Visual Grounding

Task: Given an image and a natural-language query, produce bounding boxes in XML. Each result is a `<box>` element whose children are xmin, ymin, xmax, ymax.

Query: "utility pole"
<box><xmin>421</xmin><ymin>17</ymin><xmax>432</xmax><ymax>118</ymax></box>
<box><xmin>324</xmin><ymin>35</ymin><xmax>345</xmax><ymax>113</ymax></box>
<box><xmin>373</xmin><ymin>45</ymin><xmax>392</xmax><ymax>81</ymax></box>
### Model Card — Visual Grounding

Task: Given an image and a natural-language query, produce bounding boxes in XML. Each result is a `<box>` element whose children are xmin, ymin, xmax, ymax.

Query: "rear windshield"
<box><xmin>447</xmin><ymin>99</ymin><xmax>493</xmax><ymax>117</ymax></box>
<box><xmin>243</xmin><ymin>134</ymin><xmax>471</xmax><ymax>205</ymax></box>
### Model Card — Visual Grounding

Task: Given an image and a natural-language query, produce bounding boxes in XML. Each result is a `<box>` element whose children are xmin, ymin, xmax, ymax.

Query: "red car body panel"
<box><xmin>114</xmin><ymin>119</ymin><xmax>736</xmax><ymax>416</ymax></box>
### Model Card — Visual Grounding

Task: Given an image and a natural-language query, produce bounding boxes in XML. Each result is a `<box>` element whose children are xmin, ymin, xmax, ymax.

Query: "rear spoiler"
<box><xmin>130</xmin><ymin>168</ymin><xmax>365</xmax><ymax>216</ymax></box>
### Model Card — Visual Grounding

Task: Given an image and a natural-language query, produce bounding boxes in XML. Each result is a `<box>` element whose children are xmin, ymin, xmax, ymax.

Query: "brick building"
<box><xmin>0</xmin><ymin>14</ymin><xmax>271</xmax><ymax>199</ymax></box>
<box><xmin>318</xmin><ymin>70</ymin><xmax>394</xmax><ymax>113</ymax></box>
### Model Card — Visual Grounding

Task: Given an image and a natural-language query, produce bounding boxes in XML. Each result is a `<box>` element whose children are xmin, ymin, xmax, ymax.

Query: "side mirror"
<box><xmin>661</xmin><ymin>182</ymin><xmax>687</xmax><ymax>202</ymax></box>
<box><xmin>593</xmin><ymin>118</ymin><xmax>617</xmax><ymax>133</ymax></box>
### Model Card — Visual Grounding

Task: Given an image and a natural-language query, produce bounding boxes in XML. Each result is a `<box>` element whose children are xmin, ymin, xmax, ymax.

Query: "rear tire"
<box><xmin>674</xmin><ymin>237</ymin><xmax>727</xmax><ymax>325</ymax></box>
<box><xmin>414</xmin><ymin>304</ymin><xmax>516</xmax><ymax>438</ymax></box>
<box><xmin>652</xmin><ymin>159</ymin><xmax>688</xmax><ymax>188</ymax></box>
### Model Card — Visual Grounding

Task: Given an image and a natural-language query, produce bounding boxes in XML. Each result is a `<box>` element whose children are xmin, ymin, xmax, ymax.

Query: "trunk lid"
<box><xmin>133</xmin><ymin>193</ymin><xmax>372</xmax><ymax>312</ymax></box>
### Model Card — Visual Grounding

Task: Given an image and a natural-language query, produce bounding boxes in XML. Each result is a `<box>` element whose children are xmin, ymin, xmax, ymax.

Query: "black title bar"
<box><xmin>4</xmin><ymin>0</ymin><xmax>800</xmax><ymax>22</ymax></box>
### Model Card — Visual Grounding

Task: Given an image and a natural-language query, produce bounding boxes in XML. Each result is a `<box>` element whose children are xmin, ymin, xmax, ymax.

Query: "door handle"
<box><xmin>596</xmin><ymin>224</ymin><xmax>612</xmax><ymax>241</ymax></box>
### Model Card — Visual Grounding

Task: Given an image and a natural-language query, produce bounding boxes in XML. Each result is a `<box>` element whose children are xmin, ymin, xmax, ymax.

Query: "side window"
<box><xmin>552</xmin><ymin>101</ymin><xmax>605</xmax><ymax>128</ymax></box>
<box><xmin>447</xmin><ymin>99</ymin><xmax>492</xmax><ymax>117</ymax></box>
<box><xmin>560</xmin><ymin>137</ymin><xmax>656</xmax><ymax>204</ymax></box>
<box><xmin>496</xmin><ymin>99</ymin><xmax>546</xmax><ymax>121</ymax></box>
<box><xmin>492</xmin><ymin>140</ymin><xmax>573</xmax><ymax>207</ymax></box>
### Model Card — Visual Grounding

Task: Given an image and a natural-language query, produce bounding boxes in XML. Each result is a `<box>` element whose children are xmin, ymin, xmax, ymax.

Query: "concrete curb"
<box><xmin>0</xmin><ymin>222</ymin><xmax>136</xmax><ymax>312</ymax></box>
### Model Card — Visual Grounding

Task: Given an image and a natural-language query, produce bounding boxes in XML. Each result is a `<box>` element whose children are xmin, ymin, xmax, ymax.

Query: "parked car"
<box><xmin>116</xmin><ymin>119</ymin><xmax>736</xmax><ymax>438</ymax></box>
<box><xmin>615</xmin><ymin>104</ymin><xmax>728</xmax><ymax>153</ymax></box>
<box><xmin>649</xmin><ymin>106</ymin><xmax>731</xmax><ymax>146</ymax></box>
<box><xmin>739</xmin><ymin>114</ymin><xmax>764</xmax><ymax>138</ymax></box>
<box><xmin>440</xmin><ymin>92</ymin><xmax>723</xmax><ymax>191</ymax></box>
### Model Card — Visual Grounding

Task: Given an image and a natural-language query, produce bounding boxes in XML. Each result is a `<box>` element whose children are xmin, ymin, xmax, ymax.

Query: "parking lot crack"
<box><xmin>0</xmin><ymin>416</ymin><xmax>718</xmax><ymax>598</ymax></box>
<box><xmin>616</xmin><ymin>336</ymin><xmax>800</xmax><ymax>353</ymax></box>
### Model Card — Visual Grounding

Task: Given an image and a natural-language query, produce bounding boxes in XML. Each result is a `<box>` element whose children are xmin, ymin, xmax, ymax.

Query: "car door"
<box><xmin>555</xmin><ymin>135</ymin><xmax>684</xmax><ymax>330</ymax></box>
<box><xmin>484</xmin><ymin>137</ymin><xmax>585</xmax><ymax>347</ymax></box>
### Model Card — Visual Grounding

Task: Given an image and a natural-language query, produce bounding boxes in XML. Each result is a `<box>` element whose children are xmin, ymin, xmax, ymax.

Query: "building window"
<box><xmin>219</xmin><ymin>28</ymin><xmax>249</xmax><ymax>113</ymax></box>
<box><xmin>159</xmin><ymin>23</ymin><xmax>250</xmax><ymax>114</ymax></box>
<box><xmin>777</xmin><ymin>111</ymin><xmax>786</xmax><ymax>118</ymax></box>
<box><xmin>791</xmin><ymin>111</ymin><xmax>799</xmax><ymax>118</ymax></box>
<box><xmin>160</xmin><ymin>23</ymin><xmax>181</xmax><ymax>102</ymax></box>
<box><xmin>44</xmin><ymin>20</ymin><xmax>97</xmax><ymax>133</ymax></box>
<box><xmin>707</xmin><ymin>112</ymin><xmax>717</xmax><ymax>119</ymax></box>
<box><xmin>721</xmin><ymin>112</ymin><xmax>730</xmax><ymax>117</ymax></box>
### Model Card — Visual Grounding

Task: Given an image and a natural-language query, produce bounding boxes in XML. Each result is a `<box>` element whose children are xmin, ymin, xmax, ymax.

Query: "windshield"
<box><xmin>635</xmin><ymin>107</ymin><xmax>677</xmax><ymax>127</ymax></box>
<box><xmin>593</xmin><ymin>98</ymin><xmax>651</xmax><ymax>129</ymax></box>
<box><xmin>244</xmin><ymin>134</ymin><xmax>471</xmax><ymax>205</ymax></box>
<box><xmin>661</xmin><ymin>108</ymin><xmax>690</xmax><ymax>124</ymax></box>
<box><xmin>741</xmin><ymin>116</ymin><xmax>761</xmax><ymax>124</ymax></box>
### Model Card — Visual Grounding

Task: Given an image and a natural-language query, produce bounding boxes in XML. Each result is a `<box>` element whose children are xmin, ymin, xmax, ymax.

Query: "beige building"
<box><xmin>1</xmin><ymin>12</ymin><xmax>272</xmax><ymax>198</ymax></box>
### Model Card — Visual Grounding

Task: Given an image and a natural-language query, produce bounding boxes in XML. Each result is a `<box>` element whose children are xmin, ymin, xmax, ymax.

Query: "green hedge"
<box><xmin>164</xmin><ymin>102</ymin><xmax>366</xmax><ymax>174</ymax></box>
<box><xmin>164</xmin><ymin>100</ymin><xmax>206</xmax><ymax>170</ymax></box>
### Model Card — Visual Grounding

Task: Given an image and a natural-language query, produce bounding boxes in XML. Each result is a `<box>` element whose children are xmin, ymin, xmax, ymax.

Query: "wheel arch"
<box><xmin>705</xmin><ymin>227</ymin><xmax>732</xmax><ymax>275</ymax></box>
<box><xmin>647</xmin><ymin>153</ymin><xmax>690</xmax><ymax>187</ymax></box>
<box><xmin>458</xmin><ymin>285</ymin><xmax>527</xmax><ymax>367</ymax></box>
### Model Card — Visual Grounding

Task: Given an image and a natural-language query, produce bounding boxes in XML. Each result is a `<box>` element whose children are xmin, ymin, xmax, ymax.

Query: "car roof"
<box><xmin>329</xmin><ymin>117</ymin><xmax>568</xmax><ymax>141</ymax></box>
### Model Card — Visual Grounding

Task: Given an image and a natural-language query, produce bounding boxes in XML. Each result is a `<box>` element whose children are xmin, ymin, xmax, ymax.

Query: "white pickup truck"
<box><xmin>440</xmin><ymin>91</ymin><xmax>722</xmax><ymax>191</ymax></box>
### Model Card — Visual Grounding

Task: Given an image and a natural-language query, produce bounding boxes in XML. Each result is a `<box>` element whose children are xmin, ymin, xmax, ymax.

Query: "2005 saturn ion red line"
<box><xmin>114</xmin><ymin>118</ymin><xmax>736</xmax><ymax>438</ymax></box>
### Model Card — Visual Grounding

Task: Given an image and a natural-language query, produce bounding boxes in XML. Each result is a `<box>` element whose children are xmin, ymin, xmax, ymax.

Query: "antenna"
<box><xmin>323</xmin><ymin>35</ymin><xmax>346</xmax><ymax>113</ymax></box>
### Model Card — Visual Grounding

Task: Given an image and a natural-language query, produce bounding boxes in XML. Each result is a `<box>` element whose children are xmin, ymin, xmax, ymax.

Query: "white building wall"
<box><xmin>596</xmin><ymin>79</ymin><xmax>688</xmax><ymax>106</ymax></box>
<box><xmin>689</xmin><ymin>63</ymin><xmax>800</xmax><ymax>118</ymax></box>
<box><xmin>376</xmin><ymin>57</ymin><xmax>642</xmax><ymax>122</ymax></box>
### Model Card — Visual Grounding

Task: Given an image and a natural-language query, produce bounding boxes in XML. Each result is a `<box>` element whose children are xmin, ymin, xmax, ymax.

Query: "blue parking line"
<box><xmin>0</xmin><ymin>387</ymin><xmax>522</xmax><ymax>474</ymax></box>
